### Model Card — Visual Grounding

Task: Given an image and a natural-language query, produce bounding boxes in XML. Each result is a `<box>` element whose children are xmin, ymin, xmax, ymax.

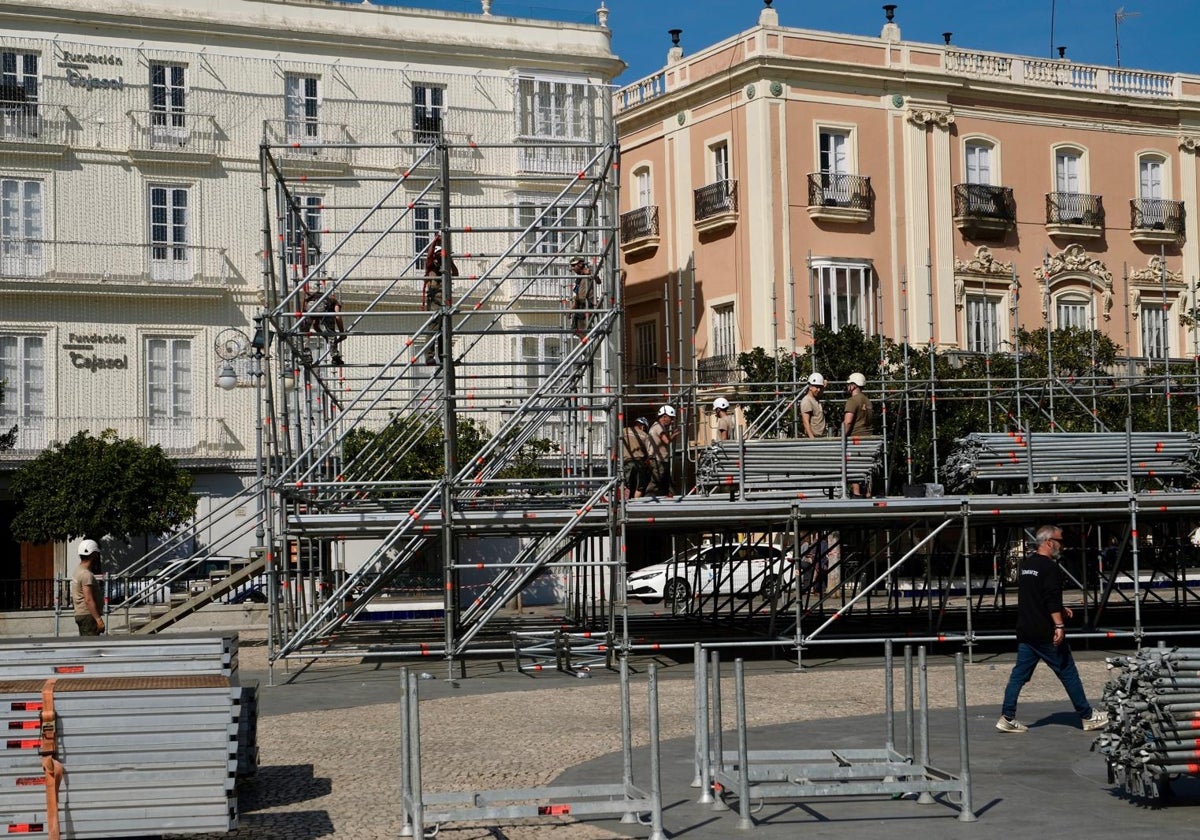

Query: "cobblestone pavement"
<box><xmin>167</xmin><ymin>634</ymin><xmax>1116</xmax><ymax>840</ymax></box>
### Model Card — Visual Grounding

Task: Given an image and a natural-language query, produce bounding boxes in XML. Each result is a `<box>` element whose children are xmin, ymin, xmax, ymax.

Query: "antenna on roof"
<box><xmin>1114</xmin><ymin>7</ymin><xmax>1141</xmax><ymax>68</ymax></box>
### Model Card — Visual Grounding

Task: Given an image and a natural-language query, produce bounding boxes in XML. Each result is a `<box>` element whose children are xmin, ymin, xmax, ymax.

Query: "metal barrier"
<box><xmin>1093</xmin><ymin>644</ymin><xmax>1200</xmax><ymax>800</ymax></box>
<box><xmin>510</xmin><ymin>629</ymin><xmax>614</xmax><ymax>675</ymax></box>
<box><xmin>692</xmin><ymin>641</ymin><xmax>976</xmax><ymax>829</ymax></box>
<box><xmin>400</xmin><ymin>658</ymin><xmax>663</xmax><ymax>838</ymax></box>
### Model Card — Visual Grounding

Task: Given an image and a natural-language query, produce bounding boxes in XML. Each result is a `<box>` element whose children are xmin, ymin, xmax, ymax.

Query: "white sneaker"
<box><xmin>995</xmin><ymin>716</ymin><xmax>1028</xmax><ymax>733</ymax></box>
<box><xmin>1082</xmin><ymin>710</ymin><xmax>1109</xmax><ymax>731</ymax></box>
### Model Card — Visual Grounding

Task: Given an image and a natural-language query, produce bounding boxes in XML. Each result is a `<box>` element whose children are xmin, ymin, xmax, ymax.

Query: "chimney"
<box><xmin>760</xmin><ymin>0</ymin><xmax>779</xmax><ymax>27</ymax></box>
<box><xmin>668</xmin><ymin>29</ymin><xmax>683</xmax><ymax>64</ymax></box>
<box><xmin>881</xmin><ymin>5</ymin><xmax>901</xmax><ymax>43</ymax></box>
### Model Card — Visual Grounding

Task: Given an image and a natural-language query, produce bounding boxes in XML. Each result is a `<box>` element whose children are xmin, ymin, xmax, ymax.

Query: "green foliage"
<box><xmin>342</xmin><ymin>415</ymin><xmax>559</xmax><ymax>492</ymax></box>
<box><xmin>0</xmin><ymin>380</ymin><xmax>15</xmax><ymax>451</ymax></box>
<box><xmin>9</xmin><ymin>430</ymin><xmax>197</xmax><ymax>545</ymax></box>
<box><xmin>735</xmin><ymin>326</ymin><xmax>1187</xmax><ymax>488</ymax></box>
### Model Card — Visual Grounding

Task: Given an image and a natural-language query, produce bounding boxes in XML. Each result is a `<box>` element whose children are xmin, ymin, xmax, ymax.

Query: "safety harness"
<box><xmin>39</xmin><ymin>679</ymin><xmax>63</xmax><ymax>840</ymax></box>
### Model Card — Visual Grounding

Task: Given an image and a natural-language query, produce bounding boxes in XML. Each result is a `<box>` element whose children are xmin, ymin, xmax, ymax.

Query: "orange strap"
<box><xmin>39</xmin><ymin>679</ymin><xmax>63</xmax><ymax>840</ymax></box>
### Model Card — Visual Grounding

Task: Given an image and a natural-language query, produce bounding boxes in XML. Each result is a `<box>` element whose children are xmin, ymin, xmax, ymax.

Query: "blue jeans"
<box><xmin>1001</xmin><ymin>640</ymin><xmax>1092</xmax><ymax>721</ymax></box>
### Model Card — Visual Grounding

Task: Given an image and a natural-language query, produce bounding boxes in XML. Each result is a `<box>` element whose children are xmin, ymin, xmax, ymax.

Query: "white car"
<box><xmin>626</xmin><ymin>542</ymin><xmax>786</xmax><ymax>605</ymax></box>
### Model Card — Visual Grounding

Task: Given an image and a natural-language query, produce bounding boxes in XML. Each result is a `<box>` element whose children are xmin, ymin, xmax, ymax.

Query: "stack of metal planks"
<box><xmin>0</xmin><ymin>634</ymin><xmax>251</xmax><ymax>837</ymax></box>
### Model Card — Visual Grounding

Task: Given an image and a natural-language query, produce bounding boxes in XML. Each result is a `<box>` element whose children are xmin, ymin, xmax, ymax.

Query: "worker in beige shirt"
<box><xmin>800</xmin><ymin>372</ymin><xmax>828</xmax><ymax>438</ymax></box>
<box><xmin>712</xmin><ymin>397</ymin><xmax>735</xmax><ymax>441</ymax></box>
<box><xmin>70</xmin><ymin>539</ymin><xmax>105</xmax><ymax>635</ymax></box>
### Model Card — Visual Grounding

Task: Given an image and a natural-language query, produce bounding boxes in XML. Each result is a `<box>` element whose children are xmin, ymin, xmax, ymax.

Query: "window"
<box><xmin>412</xmin><ymin>84</ymin><xmax>444</xmax><ymax>144</ymax></box>
<box><xmin>520</xmin><ymin>335</ymin><xmax>563</xmax><ymax>391</ymax></box>
<box><xmin>1139</xmin><ymin>155</ymin><xmax>1166</xmax><ymax>227</ymax></box>
<box><xmin>1141</xmin><ymin>304</ymin><xmax>1169</xmax><ymax>359</ymax></box>
<box><xmin>149</xmin><ymin>63</ymin><xmax>186</xmax><ymax>136</ymax></box>
<box><xmin>711</xmin><ymin>141</ymin><xmax>729</xmax><ymax>184</ymax></box>
<box><xmin>812</xmin><ymin>261</ymin><xmax>876</xmax><ymax>333</ymax></box>
<box><xmin>817</xmin><ymin>129</ymin><xmax>851</xmax><ymax>202</ymax></box>
<box><xmin>414</xmin><ymin>203</ymin><xmax>442</xmax><ymax>259</ymax></box>
<box><xmin>965</xmin><ymin>141</ymin><xmax>993</xmax><ymax>185</ymax></box>
<box><xmin>150</xmin><ymin>185</ymin><xmax>190</xmax><ymax>282</ymax></box>
<box><xmin>0</xmin><ymin>334</ymin><xmax>45</xmax><ymax>450</ymax></box>
<box><xmin>965</xmin><ymin>295</ymin><xmax>999</xmax><ymax>353</ymax></box>
<box><xmin>634</xmin><ymin>167</ymin><xmax>652</xmax><ymax>208</ymax></box>
<box><xmin>712</xmin><ymin>304</ymin><xmax>736</xmax><ymax>360</ymax></box>
<box><xmin>1055</xmin><ymin>297</ymin><xmax>1090</xmax><ymax>330</ymax></box>
<box><xmin>516</xmin><ymin>199</ymin><xmax>591</xmax><ymax>259</ymax></box>
<box><xmin>1</xmin><ymin>51</ymin><xmax>38</xmax><ymax>136</ymax></box>
<box><xmin>284</xmin><ymin>74</ymin><xmax>319</xmax><ymax>141</ymax></box>
<box><xmin>1</xmin><ymin>177</ymin><xmax>43</xmax><ymax>277</ymax></box>
<box><xmin>634</xmin><ymin>320</ymin><xmax>657</xmax><ymax>383</ymax></box>
<box><xmin>146</xmin><ymin>337</ymin><xmax>193</xmax><ymax>450</ymax></box>
<box><xmin>284</xmin><ymin>194</ymin><xmax>322</xmax><ymax>271</ymax></box>
<box><xmin>518</xmin><ymin>75</ymin><xmax>588</xmax><ymax>140</ymax></box>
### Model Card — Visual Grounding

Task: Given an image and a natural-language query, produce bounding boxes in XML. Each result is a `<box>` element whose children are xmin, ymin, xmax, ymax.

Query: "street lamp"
<box><xmin>216</xmin><ymin>363</ymin><xmax>238</xmax><ymax>391</ymax></box>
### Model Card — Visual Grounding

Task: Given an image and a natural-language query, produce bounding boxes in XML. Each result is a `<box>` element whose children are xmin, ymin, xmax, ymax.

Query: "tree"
<box><xmin>9</xmin><ymin>430</ymin><xmax>197</xmax><ymax>545</ymax></box>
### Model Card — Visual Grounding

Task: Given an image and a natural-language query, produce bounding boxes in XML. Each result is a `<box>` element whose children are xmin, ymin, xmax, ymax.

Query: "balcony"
<box><xmin>694</xmin><ymin>180</ymin><xmax>738</xmax><ymax>233</ymax></box>
<box><xmin>806</xmin><ymin>173</ymin><xmax>873</xmax><ymax>223</ymax></box>
<box><xmin>0</xmin><ymin>416</ymin><xmax>248</xmax><ymax>464</ymax></box>
<box><xmin>262</xmin><ymin>119</ymin><xmax>353</xmax><ymax>172</ymax></box>
<box><xmin>516</xmin><ymin>141</ymin><xmax>595</xmax><ymax>176</ymax></box>
<box><xmin>953</xmin><ymin>183</ymin><xmax>1016</xmax><ymax>240</ymax></box>
<box><xmin>0</xmin><ymin>239</ymin><xmax>234</xmax><ymax>288</ymax></box>
<box><xmin>1045</xmin><ymin>192</ymin><xmax>1105</xmax><ymax>239</ymax></box>
<box><xmin>697</xmin><ymin>354</ymin><xmax>740</xmax><ymax>385</ymax></box>
<box><xmin>0</xmin><ymin>100</ymin><xmax>71</xmax><ymax>156</ymax></box>
<box><xmin>127</xmin><ymin>110</ymin><xmax>219</xmax><ymax>164</ymax></box>
<box><xmin>1130</xmin><ymin>198</ymin><xmax>1185</xmax><ymax>244</ymax></box>
<box><xmin>393</xmin><ymin>126</ymin><xmax>482</xmax><ymax>174</ymax></box>
<box><xmin>620</xmin><ymin>206</ymin><xmax>660</xmax><ymax>256</ymax></box>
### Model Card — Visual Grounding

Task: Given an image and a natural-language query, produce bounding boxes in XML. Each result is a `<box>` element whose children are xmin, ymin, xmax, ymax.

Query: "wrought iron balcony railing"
<box><xmin>807</xmin><ymin>173</ymin><xmax>874</xmax><ymax>211</ymax></box>
<box><xmin>694</xmin><ymin>179</ymin><xmax>738</xmax><ymax>222</ymax></box>
<box><xmin>262</xmin><ymin>119</ymin><xmax>353</xmax><ymax>164</ymax></box>
<box><xmin>1130</xmin><ymin>198</ymin><xmax>1185</xmax><ymax>237</ymax></box>
<box><xmin>620</xmin><ymin>205</ymin><xmax>659</xmax><ymax>243</ymax></box>
<box><xmin>127</xmin><ymin>110</ymin><xmax>219</xmax><ymax>156</ymax></box>
<box><xmin>1045</xmin><ymin>192</ymin><xmax>1105</xmax><ymax>227</ymax></box>
<box><xmin>953</xmin><ymin>183</ymin><xmax>1017</xmax><ymax>223</ymax></box>
<box><xmin>697</xmin><ymin>354</ymin><xmax>740</xmax><ymax>385</ymax></box>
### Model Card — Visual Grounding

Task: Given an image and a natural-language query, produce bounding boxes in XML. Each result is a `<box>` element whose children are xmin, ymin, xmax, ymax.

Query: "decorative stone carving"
<box><xmin>1033</xmin><ymin>243</ymin><xmax>1115</xmax><ymax>320</ymax></box>
<box><xmin>769</xmin><ymin>81</ymin><xmax>783</xmax><ymax>97</ymax></box>
<box><xmin>1180</xmin><ymin>135</ymin><xmax>1200</xmax><ymax>152</ymax></box>
<box><xmin>1129</xmin><ymin>254</ymin><xmax>1184</xmax><ymax>286</ymax></box>
<box><xmin>745</xmin><ymin>84</ymin><xmax>756</xmax><ymax>99</ymax></box>
<box><xmin>954</xmin><ymin>275</ymin><xmax>965</xmax><ymax>309</ymax></box>
<box><xmin>1130</xmin><ymin>287</ymin><xmax>1141</xmax><ymax>318</ymax></box>
<box><xmin>954</xmin><ymin>245</ymin><xmax>1014</xmax><ymax>276</ymax></box>
<box><xmin>907</xmin><ymin>108</ymin><xmax>955</xmax><ymax>129</ymax></box>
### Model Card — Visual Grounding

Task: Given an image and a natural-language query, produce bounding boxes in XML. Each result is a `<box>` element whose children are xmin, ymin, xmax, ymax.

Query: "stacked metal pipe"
<box><xmin>944</xmin><ymin>432</ymin><xmax>1200</xmax><ymax>491</ymax></box>
<box><xmin>0</xmin><ymin>635</ymin><xmax>248</xmax><ymax>837</ymax></box>
<box><xmin>694</xmin><ymin>438</ymin><xmax>883</xmax><ymax>497</ymax></box>
<box><xmin>1092</xmin><ymin>646</ymin><xmax>1200</xmax><ymax>800</ymax></box>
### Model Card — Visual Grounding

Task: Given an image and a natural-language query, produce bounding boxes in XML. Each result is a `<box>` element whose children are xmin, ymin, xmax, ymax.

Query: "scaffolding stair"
<box><xmin>131</xmin><ymin>556</ymin><xmax>268</xmax><ymax>635</ymax></box>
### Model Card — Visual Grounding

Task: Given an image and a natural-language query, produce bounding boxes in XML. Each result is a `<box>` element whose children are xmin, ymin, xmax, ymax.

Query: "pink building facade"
<box><xmin>615</xmin><ymin>6</ymin><xmax>1200</xmax><ymax>390</ymax></box>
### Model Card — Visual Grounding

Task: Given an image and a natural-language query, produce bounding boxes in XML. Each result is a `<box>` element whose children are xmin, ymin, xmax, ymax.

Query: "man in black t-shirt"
<box><xmin>996</xmin><ymin>525</ymin><xmax>1109</xmax><ymax>733</ymax></box>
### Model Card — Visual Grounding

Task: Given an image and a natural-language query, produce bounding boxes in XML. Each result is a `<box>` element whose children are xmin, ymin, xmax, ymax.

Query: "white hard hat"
<box><xmin>659</xmin><ymin>404</ymin><xmax>676</xmax><ymax>418</ymax></box>
<box><xmin>807</xmin><ymin>372</ymin><xmax>826</xmax><ymax>387</ymax></box>
<box><xmin>78</xmin><ymin>539</ymin><xmax>101</xmax><ymax>558</ymax></box>
<box><xmin>848</xmin><ymin>372</ymin><xmax>867</xmax><ymax>389</ymax></box>
<box><xmin>712</xmin><ymin>397</ymin><xmax>730</xmax><ymax>411</ymax></box>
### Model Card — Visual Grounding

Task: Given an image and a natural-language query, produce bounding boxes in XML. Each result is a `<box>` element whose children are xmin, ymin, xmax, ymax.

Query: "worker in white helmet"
<box><xmin>647</xmin><ymin>404</ymin><xmax>680</xmax><ymax>496</ymax></box>
<box><xmin>71</xmin><ymin>539</ymin><xmax>105</xmax><ymax>636</ymax></box>
<box><xmin>712</xmin><ymin>396</ymin><xmax>734</xmax><ymax>441</ymax></box>
<box><xmin>800</xmin><ymin>373</ymin><xmax>827</xmax><ymax>439</ymax></box>
<box><xmin>842</xmin><ymin>372</ymin><xmax>874</xmax><ymax>496</ymax></box>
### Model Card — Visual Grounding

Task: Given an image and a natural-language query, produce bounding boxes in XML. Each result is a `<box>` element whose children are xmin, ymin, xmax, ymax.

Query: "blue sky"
<box><xmin>339</xmin><ymin>0</ymin><xmax>1200</xmax><ymax>86</ymax></box>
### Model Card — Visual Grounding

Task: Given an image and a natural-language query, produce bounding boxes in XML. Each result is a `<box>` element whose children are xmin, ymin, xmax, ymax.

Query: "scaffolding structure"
<box><xmin>252</xmin><ymin>74</ymin><xmax>624</xmax><ymax>670</ymax></box>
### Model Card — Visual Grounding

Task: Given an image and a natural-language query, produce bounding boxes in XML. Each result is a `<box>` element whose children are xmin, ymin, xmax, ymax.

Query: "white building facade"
<box><xmin>0</xmin><ymin>0</ymin><xmax>621</xmax><ymax>592</ymax></box>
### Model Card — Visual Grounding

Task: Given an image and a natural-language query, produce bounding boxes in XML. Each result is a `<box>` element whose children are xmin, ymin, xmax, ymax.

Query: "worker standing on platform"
<box><xmin>647</xmin><ymin>405</ymin><xmax>680</xmax><ymax>497</ymax></box>
<box><xmin>71</xmin><ymin>540</ymin><xmax>105</xmax><ymax>636</ymax></box>
<box><xmin>298</xmin><ymin>286</ymin><xmax>346</xmax><ymax>366</ymax></box>
<box><xmin>423</xmin><ymin>232</ymin><xmax>458</xmax><ymax>366</ymax></box>
<box><xmin>568</xmin><ymin>257</ymin><xmax>596</xmax><ymax>338</ymax></box>
<box><xmin>841</xmin><ymin>372</ymin><xmax>873</xmax><ymax>496</ymax></box>
<box><xmin>712</xmin><ymin>397</ymin><xmax>734</xmax><ymax>441</ymax></box>
<box><xmin>800</xmin><ymin>372</ymin><xmax>827</xmax><ymax>438</ymax></box>
<box><xmin>996</xmin><ymin>525</ymin><xmax>1109</xmax><ymax>734</ymax></box>
<box><xmin>622</xmin><ymin>416</ymin><xmax>653</xmax><ymax>499</ymax></box>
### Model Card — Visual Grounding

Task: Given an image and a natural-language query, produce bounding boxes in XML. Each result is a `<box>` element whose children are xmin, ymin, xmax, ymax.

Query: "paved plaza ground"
<box><xmin>166</xmin><ymin>632</ymin><xmax>1200</xmax><ymax>839</ymax></box>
